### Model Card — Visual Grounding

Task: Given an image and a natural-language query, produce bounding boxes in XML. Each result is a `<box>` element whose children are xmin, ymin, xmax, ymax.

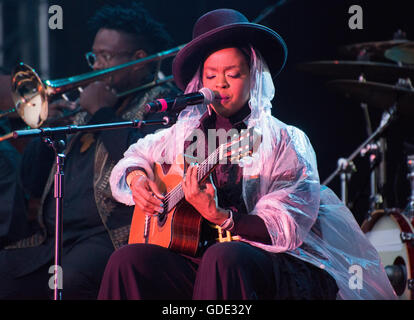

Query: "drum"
<box><xmin>361</xmin><ymin>208</ymin><xmax>414</xmax><ymax>300</ymax></box>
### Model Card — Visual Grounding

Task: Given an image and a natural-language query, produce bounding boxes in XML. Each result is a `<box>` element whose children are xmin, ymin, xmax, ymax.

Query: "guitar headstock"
<box><xmin>219</xmin><ymin>127</ymin><xmax>262</xmax><ymax>164</ymax></box>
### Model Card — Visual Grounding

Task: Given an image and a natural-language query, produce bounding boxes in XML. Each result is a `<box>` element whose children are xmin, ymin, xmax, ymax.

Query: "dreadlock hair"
<box><xmin>88</xmin><ymin>1</ymin><xmax>173</xmax><ymax>54</ymax></box>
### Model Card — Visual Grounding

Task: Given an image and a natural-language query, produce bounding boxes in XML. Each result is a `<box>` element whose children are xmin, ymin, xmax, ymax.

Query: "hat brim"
<box><xmin>172</xmin><ymin>22</ymin><xmax>287</xmax><ymax>91</ymax></box>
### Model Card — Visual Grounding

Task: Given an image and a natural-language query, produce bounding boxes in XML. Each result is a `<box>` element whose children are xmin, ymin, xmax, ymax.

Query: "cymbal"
<box><xmin>327</xmin><ymin>79</ymin><xmax>414</xmax><ymax>116</ymax></box>
<box><xmin>385</xmin><ymin>42</ymin><xmax>414</xmax><ymax>64</ymax></box>
<box><xmin>339</xmin><ymin>39</ymin><xmax>409</xmax><ymax>60</ymax></box>
<box><xmin>297</xmin><ymin>60</ymin><xmax>414</xmax><ymax>83</ymax></box>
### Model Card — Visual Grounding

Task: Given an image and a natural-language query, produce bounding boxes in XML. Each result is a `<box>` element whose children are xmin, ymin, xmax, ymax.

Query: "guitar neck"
<box><xmin>162</xmin><ymin>127</ymin><xmax>255</xmax><ymax>212</ymax></box>
<box><xmin>164</xmin><ymin>146</ymin><xmax>222</xmax><ymax>211</ymax></box>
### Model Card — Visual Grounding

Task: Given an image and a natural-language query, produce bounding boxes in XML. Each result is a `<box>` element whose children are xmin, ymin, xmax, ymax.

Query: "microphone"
<box><xmin>144</xmin><ymin>87</ymin><xmax>215</xmax><ymax>114</ymax></box>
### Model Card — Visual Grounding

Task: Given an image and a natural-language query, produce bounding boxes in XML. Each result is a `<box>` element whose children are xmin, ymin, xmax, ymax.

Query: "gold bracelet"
<box><xmin>126</xmin><ymin>170</ymin><xmax>146</xmax><ymax>188</ymax></box>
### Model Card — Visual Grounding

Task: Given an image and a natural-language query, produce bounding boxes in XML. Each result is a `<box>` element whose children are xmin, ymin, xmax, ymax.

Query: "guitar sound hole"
<box><xmin>157</xmin><ymin>211</ymin><xmax>167</xmax><ymax>227</ymax></box>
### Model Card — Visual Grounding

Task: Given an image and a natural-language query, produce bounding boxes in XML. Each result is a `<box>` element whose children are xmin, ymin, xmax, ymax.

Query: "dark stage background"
<box><xmin>1</xmin><ymin>0</ymin><xmax>414</xmax><ymax>224</ymax></box>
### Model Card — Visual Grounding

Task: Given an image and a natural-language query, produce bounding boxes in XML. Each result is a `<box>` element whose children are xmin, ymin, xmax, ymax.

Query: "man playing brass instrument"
<box><xmin>0</xmin><ymin>2</ymin><xmax>178</xmax><ymax>299</ymax></box>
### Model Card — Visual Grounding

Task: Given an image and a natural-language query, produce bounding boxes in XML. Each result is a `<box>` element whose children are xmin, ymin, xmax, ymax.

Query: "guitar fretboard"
<box><xmin>163</xmin><ymin>146</ymin><xmax>222</xmax><ymax>212</ymax></box>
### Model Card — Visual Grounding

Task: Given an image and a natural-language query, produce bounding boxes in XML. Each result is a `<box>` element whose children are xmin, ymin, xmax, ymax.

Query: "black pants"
<box><xmin>98</xmin><ymin>242</ymin><xmax>338</xmax><ymax>300</ymax></box>
<box><xmin>0</xmin><ymin>232</ymin><xmax>114</xmax><ymax>300</ymax></box>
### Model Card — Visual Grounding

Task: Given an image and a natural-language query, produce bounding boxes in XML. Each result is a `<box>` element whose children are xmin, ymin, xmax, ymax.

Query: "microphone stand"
<box><xmin>360</xmin><ymin>140</ymin><xmax>384</xmax><ymax>212</ymax></box>
<box><xmin>9</xmin><ymin>116</ymin><xmax>173</xmax><ymax>300</ymax></box>
<box><xmin>359</xmin><ymin>99</ymin><xmax>386</xmax><ymax>212</ymax></box>
<box><xmin>323</xmin><ymin>106</ymin><xmax>397</xmax><ymax>206</ymax></box>
<box><xmin>335</xmin><ymin>157</ymin><xmax>356</xmax><ymax>205</ymax></box>
<box><xmin>44</xmin><ymin>136</ymin><xmax>65</xmax><ymax>301</ymax></box>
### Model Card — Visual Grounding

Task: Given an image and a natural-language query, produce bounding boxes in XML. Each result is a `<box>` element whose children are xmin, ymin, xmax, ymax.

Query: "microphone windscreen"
<box><xmin>199</xmin><ymin>87</ymin><xmax>215</xmax><ymax>104</ymax></box>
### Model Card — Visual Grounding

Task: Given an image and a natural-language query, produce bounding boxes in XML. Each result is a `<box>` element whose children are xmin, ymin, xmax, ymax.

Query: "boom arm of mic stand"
<box><xmin>11</xmin><ymin>117</ymin><xmax>172</xmax><ymax>139</ymax></box>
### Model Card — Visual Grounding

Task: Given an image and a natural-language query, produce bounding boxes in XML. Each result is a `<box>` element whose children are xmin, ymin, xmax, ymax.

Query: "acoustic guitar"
<box><xmin>128</xmin><ymin>127</ymin><xmax>260</xmax><ymax>256</ymax></box>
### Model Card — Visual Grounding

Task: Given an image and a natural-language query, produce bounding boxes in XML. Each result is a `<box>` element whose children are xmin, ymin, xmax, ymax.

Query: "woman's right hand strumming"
<box><xmin>129</xmin><ymin>174</ymin><xmax>165</xmax><ymax>216</ymax></box>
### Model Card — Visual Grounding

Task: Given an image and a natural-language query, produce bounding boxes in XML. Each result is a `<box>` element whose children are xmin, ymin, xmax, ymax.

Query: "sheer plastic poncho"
<box><xmin>110</xmin><ymin>47</ymin><xmax>397</xmax><ymax>300</ymax></box>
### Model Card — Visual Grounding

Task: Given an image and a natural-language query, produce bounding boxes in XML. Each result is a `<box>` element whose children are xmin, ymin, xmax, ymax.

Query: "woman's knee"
<box><xmin>200</xmin><ymin>242</ymin><xmax>252</xmax><ymax>270</ymax></box>
<box><xmin>106</xmin><ymin>243</ymin><xmax>173</xmax><ymax>274</ymax></box>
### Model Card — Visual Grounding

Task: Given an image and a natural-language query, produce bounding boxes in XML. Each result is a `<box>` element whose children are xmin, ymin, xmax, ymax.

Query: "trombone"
<box><xmin>0</xmin><ymin>44</ymin><xmax>184</xmax><ymax>136</ymax></box>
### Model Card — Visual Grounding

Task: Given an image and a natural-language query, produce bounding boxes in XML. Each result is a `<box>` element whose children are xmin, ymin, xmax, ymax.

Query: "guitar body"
<box><xmin>127</xmin><ymin>129</ymin><xmax>257</xmax><ymax>256</ymax></box>
<box><xmin>128</xmin><ymin>155</ymin><xmax>203</xmax><ymax>256</ymax></box>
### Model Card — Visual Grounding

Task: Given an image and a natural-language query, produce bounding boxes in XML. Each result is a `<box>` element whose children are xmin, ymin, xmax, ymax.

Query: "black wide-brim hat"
<box><xmin>172</xmin><ymin>8</ymin><xmax>288</xmax><ymax>91</ymax></box>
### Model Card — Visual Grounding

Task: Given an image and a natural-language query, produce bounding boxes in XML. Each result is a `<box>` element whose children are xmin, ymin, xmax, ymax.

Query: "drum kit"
<box><xmin>298</xmin><ymin>32</ymin><xmax>414</xmax><ymax>299</ymax></box>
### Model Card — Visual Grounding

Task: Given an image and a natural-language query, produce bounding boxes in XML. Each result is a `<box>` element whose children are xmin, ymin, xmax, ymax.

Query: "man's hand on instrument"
<box><xmin>79</xmin><ymin>81</ymin><xmax>118</xmax><ymax>115</ymax></box>
<box><xmin>130</xmin><ymin>174</ymin><xmax>165</xmax><ymax>217</ymax></box>
<box><xmin>47</xmin><ymin>99</ymin><xmax>78</xmax><ymax>125</ymax></box>
<box><xmin>182</xmin><ymin>163</ymin><xmax>230</xmax><ymax>226</ymax></box>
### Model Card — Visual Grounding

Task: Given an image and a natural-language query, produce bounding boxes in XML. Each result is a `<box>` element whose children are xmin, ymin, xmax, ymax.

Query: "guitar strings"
<box><xmin>161</xmin><ymin>148</ymin><xmax>220</xmax><ymax>210</ymax></box>
<box><xmin>159</xmin><ymin>132</ymin><xmax>249</xmax><ymax>210</ymax></box>
<box><xmin>163</xmin><ymin>150</ymin><xmax>216</xmax><ymax>205</ymax></box>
